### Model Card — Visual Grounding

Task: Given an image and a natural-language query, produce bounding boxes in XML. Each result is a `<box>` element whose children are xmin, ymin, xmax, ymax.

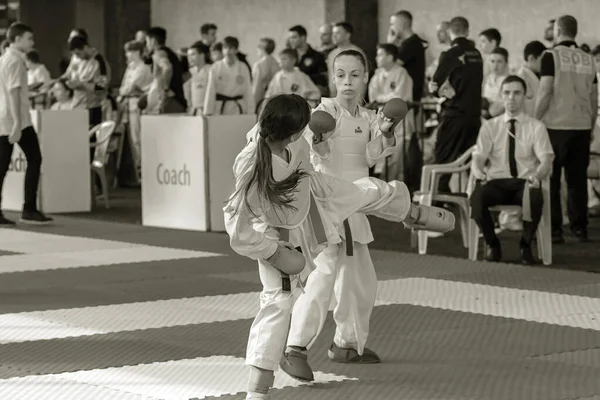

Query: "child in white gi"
<box><xmin>204</xmin><ymin>36</ymin><xmax>254</xmax><ymax>115</ymax></box>
<box><xmin>280</xmin><ymin>49</ymin><xmax>405</xmax><ymax>382</ymax></box>
<box><xmin>224</xmin><ymin>94</ymin><xmax>454</xmax><ymax>399</ymax></box>
<box><xmin>251</xmin><ymin>38</ymin><xmax>280</xmax><ymax>110</ymax></box>
<box><xmin>265</xmin><ymin>49</ymin><xmax>320</xmax><ymax>101</ymax></box>
<box><xmin>185</xmin><ymin>43</ymin><xmax>211</xmax><ymax>115</ymax></box>
<box><xmin>369</xmin><ymin>43</ymin><xmax>415</xmax><ymax>180</ymax></box>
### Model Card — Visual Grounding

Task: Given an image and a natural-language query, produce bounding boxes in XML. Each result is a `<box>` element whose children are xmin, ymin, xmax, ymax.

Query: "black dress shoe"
<box><xmin>520</xmin><ymin>243</ymin><xmax>537</xmax><ymax>265</ymax></box>
<box><xmin>485</xmin><ymin>243</ymin><xmax>502</xmax><ymax>262</ymax></box>
<box><xmin>571</xmin><ymin>227</ymin><xmax>588</xmax><ymax>242</ymax></box>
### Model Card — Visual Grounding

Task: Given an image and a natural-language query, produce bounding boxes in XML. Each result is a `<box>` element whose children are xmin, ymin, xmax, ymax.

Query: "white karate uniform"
<box><xmin>224</xmin><ymin>126</ymin><xmax>410</xmax><ymax>371</ymax></box>
<box><xmin>287</xmin><ymin>98</ymin><xmax>401</xmax><ymax>355</ymax></box>
<box><xmin>252</xmin><ymin>55</ymin><xmax>280</xmax><ymax>108</ymax></box>
<box><xmin>186</xmin><ymin>64</ymin><xmax>211</xmax><ymax>114</ymax></box>
<box><xmin>368</xmin><ymin>64</ymin><xmax>415</xmax><ymax>179</ymax></box>
<box><xmin>265</xmin><ymin>68</ymin><xmax>321</xmax><ymax>100</ymax></box>
<box><xmin>204</xmin><ymin>58</ymin><xmax>254</xmax><ymax>115</ymax></box>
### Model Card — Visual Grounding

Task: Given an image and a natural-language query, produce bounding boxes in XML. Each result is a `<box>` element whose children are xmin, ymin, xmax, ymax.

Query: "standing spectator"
<box><xmin>429</xmin><ymin>16</ymin><xmax>483</xmax><ymax>193</ymax></box>
<box><xmin>287</xmin><ymin>25</ymin><xmax>328</xmax><ymax>95</ymax></box>
<box><xmin>544</xmin><ymin>19</ymin><xmax>556</xmax><ymax>46</ymax></box>
<box><xmin>517</xmin><ymin>41</ymin><xmax>546</xmax><ymax>116</ymax></box>
<box><xmin>25</xmin><ymin>50</ymin><xmax>51</xmax><ymax>109</ymax></box>
<box><xmin>482</xmin><ymin>47</ymin><xmax>509</xmax><ymax>119</ymax></box>
<box><xmin>185</xmin><ymin>42</ymin><xmax>211</xmax><ymax>115</ymax></box>
<box><xmin>426</xmin><ymin>21</ymin><xmax>451</xmax><ymax>80</ymax></box>
<box><xmin>251</xmin><ymin>38</ymin><xmax>280</xmax><ymax>111</ymax></box>
<box><xmin>265</xmin><ymin>48</ymin><xmax>320</xmax><ymax>100</ymax></box>
<box><xmin>199</xmin><ymin>23</ymin><xmax>218</xmax><ymax>48</ymax></box>
<box><xmin>145</xmin><ymin>26</ymin><xmax>187</xmax><ymax>113</ymax></box>
<box><xmin>387</xmin><ymin>10</ymin><xmax>427</xmax><ymax>103</ymax></box>
<box><xmin>64</xmin><ymin>35</ymin><xmax>110</xmax><ymax>128</ymax></box>
<box><xmin>210</xmin><ymin>42</ymin><xmax>224</xmax><ymax>63</ymax></box>
<box><xmin>118</xmin><ymin>40</ymin><xmax>152</xmax><ymax>170</ymax></box>
<box><xmin>534</xmin><ymin>15</ymin><xmax>597</xmax><ymax>243</ymax></box>
<box><xmin>204</xmin><ymin>36</ymin><xmax>254</xmax><ymax>115</ymax></box>
<box><xmin>478</xmin><ymin>28</ymin><xmax>502</xmax><ymax>78</ymax></box>
<box><xmin>318</xmin><ymin>23</ymin><xmax>335</xmax><ymax>59</ymax></box>
<box><xmin>0</xmin><ymin>23</ymin><xmax>52</xmax><ymax>225</ymax></box>
<box><xmin>326</xmin><ymin>22</ymin><xmax>365</xmax><ymax>97</ymax></box>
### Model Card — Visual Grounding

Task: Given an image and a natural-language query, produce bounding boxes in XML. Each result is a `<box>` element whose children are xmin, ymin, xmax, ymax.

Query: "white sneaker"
<box><xmin>246</xmin><ymin>392</ymin><xmax>270</xmax><ymax>399</ymax></box>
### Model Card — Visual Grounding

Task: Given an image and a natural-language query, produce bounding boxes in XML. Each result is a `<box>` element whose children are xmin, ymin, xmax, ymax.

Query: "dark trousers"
<box><xmin>470</xmin><ymin>178</ymin><xmax>543</xmax><ymax>246</ymax></box>
<box><xmin>0</xmin><ymin>126</ymin><xmax>42</xmax><ymax>213</ymax></box>
<box><xmin>547</xmin><ymin>129</ymin><xmax>590</xmax><ymax>234</ymax></box>
<box><xmin>435</xmin><ymin>115</ymin><xmax>480</xmax><ymax>192</ymax></box>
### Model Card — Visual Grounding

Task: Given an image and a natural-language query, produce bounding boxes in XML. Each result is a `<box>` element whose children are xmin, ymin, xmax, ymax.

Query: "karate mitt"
<box><xmin>403</xmin><ymin>203</ymin><xmax>455</xmax><ymax>233</ymax></box>
<box><xmin>310</xmin><ymin>110</ymin><xmax>336</xmax><ymax>158</ymax></box>
<box><xmin>266</xmin><ymin>242</ymin><xmax>306</xmax><ymax>275</ymax></box>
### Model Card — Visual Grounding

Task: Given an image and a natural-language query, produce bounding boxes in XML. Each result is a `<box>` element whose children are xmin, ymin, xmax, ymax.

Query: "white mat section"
<box><xmin>0</xmin><ymin>356</ymin><xmax>357</xmax><ymax>400</ymax></box>
<box><xmin>0</xmin><ymin>230</ymin><xmax>224</xmax><ymax>273</ymax></box>
<box><xmin>0</xmin><ymin>278</ymin><xmax>599</xmax><ymax>344</ymax></box>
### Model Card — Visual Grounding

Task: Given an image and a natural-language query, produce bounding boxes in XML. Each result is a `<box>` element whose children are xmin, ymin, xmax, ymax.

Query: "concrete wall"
<box><xmin>151</xmin><ymin>0</ymin><xmax>326</xmax><ymax>65</ymax></box>
<box><xmin>379</xmin><ymin>0</ymin><xmax>600</xmax><ymax>68</ymax></box>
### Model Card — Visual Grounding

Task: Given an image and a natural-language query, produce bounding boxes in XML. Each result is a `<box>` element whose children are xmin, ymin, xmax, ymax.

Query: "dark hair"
<box><xmin>211</xmin><ymin>42</ymin><xmax>223</xmax><ymax>52</ymax></box>
<box><xmin>289</xmin><ymin>25</ymin><xmax>307</xmax><ymax>38</ymax></box>
<box><xmin>231</xmin><ymin>94</ymin><xmax>311</xmax><ymax>218</ymax></box>
<box><xmin>479</xmin><ymin>28</ymin><xmax>502</xmax><ymax>46</ymax></box>
<box><xmin>557</xmin><ymin>15</ymin><xmax>577</xmax><ymax>37</ymax></box>
<box><xmin>592</xmin><ymin>45</ymin><xmax>600</xmax><ymax>57</ymax></box>
<box><xmin>333</xmin><ymin>22</ymin><xmax>353</xmax><ymax>36</ymax></box>
<box><xmin>200</xmin><ymin>23</ymin><xmax>217</xmax><ymax>35</ymax></box>
<box><xmin>68</xmin><ymin>35</ymin><xmax>88</xmax><ymax>51</ymax></box>
<box><xmin>25</xmin><ymin>50</ymin><xmax>40</xmax><ymax>64</ymax></box>
<box><xmin>394</xmin><ymin>10</ymin><xmax>413</xmax><ymax>24</ymax></box>
<box><xmin>71</xmin><ymin>28</ymin><xmax>88</xmax><ymax>40</ymax></box>
<box><xmin>279</xmin><ymin>48</ymin><xmax>298</xmax><ymax>60</ymax></box>
<box><xmin>0</xmin><ymin>39</ymin><xmax>9</xmax><ymax>52</ymax></box>
<box><xmin>260</xmin><ymin>38</ymin><xmax>276</xmax><ymax>55</ymax></box>
<box><xmin>188</xmin><ymin>41</ymin><xmax>211</xmax><ymax>64</ymax></box>
<box><xmin>581</xmin><ymin>43</ymin><xmax>591</xmax><ymax>53</ymax></box>
<box><xmin>449</xmin><ymin>16</ymin><xmax>469</xmax><ymax>35</ymax></box>
<box><xmin>491</xmin><ymin>47</ymin><xmax>509</xmax><ymax>62</ymax></box>
<box><xmin>333</xmin><ymin>49</ymin><xmax>367</xmax><ymax>72</ymax></box>
<box><xmin>523</xmin><ymin>40</ymin><xmax>546</xmax><ymax>60</ymax></box>
<box><xmin>7</xmin><ymin>22</ymin><xmax>33</xmax><ymax>43</ymax></box>
<box><xmin>501</xmin><ymin>75</ymin><xmax>527</xmax><ymax>92</ymax></box>
<box><xmin>377</xmin><ymin>43</ymin><xmax>398</xmax><ymax>60</ymax></box>
<box><xmin>147</xmin><ymin>27</ymin><xmax>167</xmax><ymax>45</ymax></box>
<box><xmin>54</xmin><ymin>78</ymin><xmax>74</xmax><ymax>98</ymax></box>
<box><xmin>223</xmin><ymin>36</ymin><xmax>239</xmax><ymax>50</ymax></box>
<box><xmin>124</xmin><ymin>40</ymin><xmax>145</xmax><ymax>53</ymax></box>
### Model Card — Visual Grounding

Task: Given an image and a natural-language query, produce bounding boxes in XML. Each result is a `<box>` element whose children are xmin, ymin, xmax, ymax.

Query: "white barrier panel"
<box><xmin>141</xmin><ymin>115</ymin><xmax>208</xmax><ymax>231</ymax></box>
<box><xmin>1</xmin><ymin>110</ymin><xmax>91</xmax><ymax>213</ymax></box>
<box><xmin>206</xmin><ymin>115</ymin><xmax>257</xmax><ymax>232</ymax></box>
<box><xmin>140</xmin><ymin>114</ymin><xmax>256</xmax><ymax>232</ymax></box>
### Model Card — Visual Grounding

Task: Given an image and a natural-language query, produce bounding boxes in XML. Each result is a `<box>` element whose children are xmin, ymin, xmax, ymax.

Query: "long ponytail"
<box><xmin>229</xmin><ymin>94</ymin><xmax>311</xmax><ymax>219</ymax></box>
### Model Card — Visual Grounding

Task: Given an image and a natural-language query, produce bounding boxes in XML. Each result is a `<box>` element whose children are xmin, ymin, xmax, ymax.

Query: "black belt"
<box><xmin>216</xmin><ymin>93</ymin><xmax>243</xmax><ymax>114</ymax></box>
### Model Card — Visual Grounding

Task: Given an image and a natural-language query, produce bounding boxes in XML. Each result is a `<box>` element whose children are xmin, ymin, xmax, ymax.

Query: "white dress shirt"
<box><xmin>473</xmin><ymin>112</ymin><xmax>554</xmax><ymax>180</ymax></box>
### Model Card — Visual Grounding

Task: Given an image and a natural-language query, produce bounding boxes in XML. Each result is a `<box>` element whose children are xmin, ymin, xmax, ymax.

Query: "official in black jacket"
<box><xmin>429</xmin><ymin>16</ymin><xmax>483</xmax><ymax>192</ymax></box>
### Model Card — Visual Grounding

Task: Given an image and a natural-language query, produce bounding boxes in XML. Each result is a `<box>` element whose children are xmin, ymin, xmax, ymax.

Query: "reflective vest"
<box><xmin>543</xmin><ymin>46</ymin><xmax>596</xmax><ymax>130</ymax></box>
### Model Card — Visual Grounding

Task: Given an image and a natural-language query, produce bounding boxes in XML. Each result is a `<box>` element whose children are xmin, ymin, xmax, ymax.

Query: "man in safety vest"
<box><xmin>534</xmin><ymin>15</ymin><xmax>597</xmax><ymax>244</ymax></box>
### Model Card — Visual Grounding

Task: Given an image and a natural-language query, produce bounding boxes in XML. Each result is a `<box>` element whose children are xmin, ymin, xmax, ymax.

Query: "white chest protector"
<box><xmin>317</xmin><ymin>113</ymin><xmax>371</xmax><ymax>182</ymax></box>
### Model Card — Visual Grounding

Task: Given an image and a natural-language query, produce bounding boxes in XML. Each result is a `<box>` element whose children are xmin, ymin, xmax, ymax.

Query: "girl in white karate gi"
<box><xmin>280</xmin><ymin>49</ymin><xmax>407</xmax><ymax>382</ymax></box>
<box><xmin>224</xmin><ymin>94</ymin><xmax>453</xmax><ymax>399</ymax></box>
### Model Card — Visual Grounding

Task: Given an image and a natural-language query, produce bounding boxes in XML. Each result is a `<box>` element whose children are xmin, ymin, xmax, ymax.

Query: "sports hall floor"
<box><xmin>0</xmin><ymin>189</ymin><xmax>598</xmax><ymax>399</ymax></box>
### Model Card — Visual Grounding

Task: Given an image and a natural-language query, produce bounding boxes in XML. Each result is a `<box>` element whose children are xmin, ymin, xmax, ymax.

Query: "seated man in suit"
<box><xmin>470</xmin><ymin>75</ymin><xmax>554</xmax><ymax>264</ymax></box>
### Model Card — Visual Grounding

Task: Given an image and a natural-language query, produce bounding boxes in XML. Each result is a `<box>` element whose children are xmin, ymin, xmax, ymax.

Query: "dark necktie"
<box><xmin>508</xmin><ymin>119</ymin><xmax>518</xmax><ymax>177</ymax></box>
